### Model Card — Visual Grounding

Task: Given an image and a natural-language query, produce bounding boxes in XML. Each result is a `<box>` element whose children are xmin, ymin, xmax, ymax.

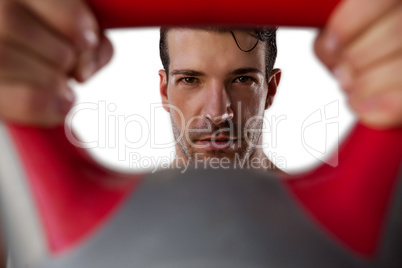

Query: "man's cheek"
<box><xmin>169</xmin><ymin>106</ymin><xmax>186</xmax><ymax>128</ymax></box>
<box><xmin>239</xmin><ymin>108</ymin><xmax>257</xmax><ymax>125</ymax></box>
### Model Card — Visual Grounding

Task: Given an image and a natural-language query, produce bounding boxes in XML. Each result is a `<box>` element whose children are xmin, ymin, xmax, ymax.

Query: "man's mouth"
<box><xmin>196</xmin><ymin>136</ymin><xmax>238</xmax><ymax>150</ymax></box>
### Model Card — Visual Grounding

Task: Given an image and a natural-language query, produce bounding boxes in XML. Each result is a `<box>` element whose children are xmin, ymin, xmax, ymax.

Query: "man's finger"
<box><xmin>18</xmin><ymin>0</ymin><xmax>99</xmax><ymax>51</ymax></box>
<box><xmin>350</xmin><ymin>55</ymin><xmax>402</xmax><ymax>100</ymax></box>
<box><xmin>0</xmin><ymin>42</ymin><xmax>67</xmax><ymax>89</ymax></box>
<box><xmin>75</xmin><ymin>33</ymin><xmax>114</xmax><ymax>82</ymax></box>
<box><xmin>315</xmin><ymin>0</ymin><xmax>399</xmax><ymax>68</ymax></box>
<box><xmin>349</xmin><ymin>87</ymin><xmax>402</xmax><ymax>129</ymax></box>
<box><xmin>340</xmin><ymin>5</ymin><xmax>402</xmax><ymax>73</ymax></box>
<box><xmin>0</xmin><ymin>79</ymin><xmax>74</xmax><ymax>127</ymax></box>
<box><xmin>0</xmin><ymin>1</ymin><xmax>76</xmax><ymax>72</ymax></box>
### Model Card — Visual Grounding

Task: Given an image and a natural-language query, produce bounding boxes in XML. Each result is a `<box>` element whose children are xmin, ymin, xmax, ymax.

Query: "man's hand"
<box><xmin>0</xmin><ymin>0</ymin><xmax>113</xmax><ymax>127</ymax></box>
<box><xmin>315</xmin><ymin>0</ymin><xmax>402</xmax><ymax>129</ymax></box>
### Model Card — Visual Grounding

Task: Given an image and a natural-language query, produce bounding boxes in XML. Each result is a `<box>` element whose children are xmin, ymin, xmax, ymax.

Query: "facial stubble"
<box><xmin>170</xmin><ymin>113</ymin><xmax>264</xmax><ymax>166</ymax></box>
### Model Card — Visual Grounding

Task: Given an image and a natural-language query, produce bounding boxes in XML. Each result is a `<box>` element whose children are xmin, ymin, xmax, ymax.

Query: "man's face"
<box><xmin>159</xmin><ymin>28</ymin><xmax>280</xmax><ymax>163</ymax></box>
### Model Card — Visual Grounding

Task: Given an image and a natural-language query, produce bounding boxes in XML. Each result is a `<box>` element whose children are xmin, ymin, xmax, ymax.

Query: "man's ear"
<box><xmin>265</xmin><ymin>68</ymin><xmax>281</xmax><ymax>110</ymax></box>
<box><xmin>159</xmin><ymin>69</ymin><xmax>170</xmax><ymax>112</ymax></box>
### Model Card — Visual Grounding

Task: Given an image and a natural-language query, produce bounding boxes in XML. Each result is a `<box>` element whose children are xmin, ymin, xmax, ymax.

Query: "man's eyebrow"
<box><xmin>231</xmin><ymin>68</ymin><xmax>264</xmax><ymax>76</ymax></box>
<box><xmin>170</xmin><ymin>70</ymin><xmax>206</xmax><ymax>76</ymax></box>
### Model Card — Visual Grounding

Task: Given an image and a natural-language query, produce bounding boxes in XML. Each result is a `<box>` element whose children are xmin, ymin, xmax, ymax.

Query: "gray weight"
<box><xmin>35</xmin><ymin>168</ymin><xmax>402</xmax><ymax>268</ymax></box>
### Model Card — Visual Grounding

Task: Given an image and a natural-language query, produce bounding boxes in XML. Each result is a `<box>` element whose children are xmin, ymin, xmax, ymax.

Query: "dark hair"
<box><xmin>159</xmin><ymin>26</ymin><xmax>278</xmax><ymax>82</ymax></box>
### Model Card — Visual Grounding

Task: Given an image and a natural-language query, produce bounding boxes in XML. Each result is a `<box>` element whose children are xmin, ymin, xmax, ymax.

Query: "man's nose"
<box><xmin>202</xmin><ymin>82</ymin><xmax>234</xmax><ymax>125</ymax></box>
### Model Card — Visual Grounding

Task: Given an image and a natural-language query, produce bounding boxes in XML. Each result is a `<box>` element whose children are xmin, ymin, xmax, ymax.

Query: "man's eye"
<box><xmin>181</xmin><ymin>77</ymin><xmax>198</xmax><ymax>84</ymax></box>
<box><xmin>234</xmin><ymin>76</ymin><xmax>253</xmax><ymax>84</ymax></box>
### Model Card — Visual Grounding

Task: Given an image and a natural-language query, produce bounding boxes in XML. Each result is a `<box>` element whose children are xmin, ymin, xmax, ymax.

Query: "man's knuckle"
<box><xmin>313</xmin><ymin>38</ymin><xmax>322</xmax><ymax>57</ymax></box>
<box><xmin>313</xmin><ymin>37</ymin><xmax>329</xmax><ymax>66</ymax></box>
<box><xmin>341</xmin><ymin>51</ymin><xmax>358</xmax><ymax>71</ymax></box>
<box><xmin>61</xmin><ymin>2</ymin><xmax>98</xmax><ymax>49</ymax></box>
<box><xmin>54</xmin><ymin>44</ymin><xmax>76</xmax><ymax>71</ymax></box>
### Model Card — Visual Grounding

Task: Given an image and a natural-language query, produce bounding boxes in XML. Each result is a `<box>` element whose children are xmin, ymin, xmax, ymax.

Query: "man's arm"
<box><xmin>0</xmin><ymin>1</ymin><xmax>112</xmax><ymax>265</ymax></box>
<box><xmin>0</xmin><ymin>0</ymin><xmax>113</xmax><ymax>126</ymax></box>
<box><xmin>314</xmin><ymin>0</ymin><xmax>402</xmax><ymax>129</ymax></box>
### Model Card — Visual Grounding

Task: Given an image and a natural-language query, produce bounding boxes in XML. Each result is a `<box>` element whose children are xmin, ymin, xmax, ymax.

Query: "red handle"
<box><xmin>87</xmin><ymin>0</ymin><xmax>340</xmax><ymax>29</ymax></box>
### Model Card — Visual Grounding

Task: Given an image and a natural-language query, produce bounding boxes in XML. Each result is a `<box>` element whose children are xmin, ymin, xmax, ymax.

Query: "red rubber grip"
<box><xmin>87</xmin><ymin>0</ymin><xmax>340</xmax><ymax>29</ymax></box>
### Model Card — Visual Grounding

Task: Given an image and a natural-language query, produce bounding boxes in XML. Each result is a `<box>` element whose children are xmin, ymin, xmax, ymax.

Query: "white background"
<box><xmin>70</xmin><ymin>27</ymin><xmax>356</xmax><ymax>174</ymax></box>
